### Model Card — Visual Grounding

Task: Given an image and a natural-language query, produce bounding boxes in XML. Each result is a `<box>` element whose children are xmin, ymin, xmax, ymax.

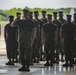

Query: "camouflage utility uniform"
<box><xmin>4</xmin><ymin>24</ymin><xmax>18</xmax><ymax>59</ymax></box>
<box><xmin>16</xmin><ymin>19</ymin><xmax>35</xmax><ymax>65</ymax></box>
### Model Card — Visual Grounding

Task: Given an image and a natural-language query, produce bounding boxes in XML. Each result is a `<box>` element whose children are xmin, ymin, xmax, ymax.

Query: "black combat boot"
<box><xmin>18</xmin><ymin>65</ymin><xmax>26</xmax><ymax>71</ymax></box>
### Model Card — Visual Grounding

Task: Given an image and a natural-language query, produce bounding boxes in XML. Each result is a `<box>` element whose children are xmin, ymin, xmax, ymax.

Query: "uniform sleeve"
<box><xmin>16</xmin><ymin>20</ymin><xmax>20</xmax><ymax>26</ymax></box>
<box><xmin>54</xmin><ymin>24</ymin><xmax>57</xmax><ymax>31</ymax></box>
<box><xmin>42</xmin><ymin>23</ymin><xmax>46</xmax><ymax>30</ymax></box>
<box><xmin>41</xmin><ymin>21</ymin><xmax>44</xmax><ymax>28</ymax></box>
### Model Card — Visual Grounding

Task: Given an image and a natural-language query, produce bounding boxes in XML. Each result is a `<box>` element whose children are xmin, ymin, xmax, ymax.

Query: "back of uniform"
<box><xmin>43</xmin><ymin>22</ymin><xmax>57</xmax><ymax>65</ymax></box>
<box><xmin>4</xmin><ymin>23</ymin><xmax>18</xmax><ymax>64</ymax></box>
<box><xmin>62</xmin><ymin>22</ymin><xmax>76</xmax><ymax>64</ymax></box>
<box><xmin>43</xmin><ymin>23</ymin><xmax>57</xmax><ymax>41</ymax></box>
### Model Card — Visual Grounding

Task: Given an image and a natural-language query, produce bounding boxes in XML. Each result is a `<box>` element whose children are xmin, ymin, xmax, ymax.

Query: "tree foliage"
<box><xmin>0</xmin><ymin>7</ymin><xmax>76</xmax><ymax>21</ymax></box>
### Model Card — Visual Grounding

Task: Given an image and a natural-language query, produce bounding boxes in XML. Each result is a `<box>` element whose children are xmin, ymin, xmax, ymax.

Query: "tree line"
<box><xmin>0</xmin><ymin>7</ymin><xmax>76</xmax><ymax>21</ymax></box>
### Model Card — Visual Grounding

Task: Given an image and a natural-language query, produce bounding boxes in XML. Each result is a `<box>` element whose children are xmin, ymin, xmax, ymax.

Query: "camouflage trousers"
<box><xmin>19</xmin><ymin>42</ymin><xmax>32</xmax><ymax>65</ymax></box>
<box><xmin>64</xmin><ymin>40</ymin><xmax>74</xmax><ymax>61</ymax></box>
<box><xmin>44</xmin><ymin>41</ymin><xmax>55</xmax><ymax>61</ymax></box>
<box><xmin>6</xmin><ymin>39</ymin><xmax>18</xmax><ymax>59</ymax></box>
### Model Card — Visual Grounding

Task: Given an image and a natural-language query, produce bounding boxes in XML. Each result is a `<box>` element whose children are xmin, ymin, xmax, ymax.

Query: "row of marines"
<box><xmin>4</xmin><ymin>9</ymin><xmax>76</xmax><ymax>71</ymax></box>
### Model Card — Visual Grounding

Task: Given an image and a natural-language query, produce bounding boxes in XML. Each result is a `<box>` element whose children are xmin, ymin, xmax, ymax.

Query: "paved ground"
<box><xmin>0</xmin><ymin>56</ymin><xmax>75</xmax><ymax>75</ymax></box>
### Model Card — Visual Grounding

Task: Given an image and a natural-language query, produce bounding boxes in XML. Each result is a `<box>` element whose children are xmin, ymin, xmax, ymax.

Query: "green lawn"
<box><xmin>0</xmin><ymin>21</ymin><xmax>9</xmax><ymax>26</ymax></box>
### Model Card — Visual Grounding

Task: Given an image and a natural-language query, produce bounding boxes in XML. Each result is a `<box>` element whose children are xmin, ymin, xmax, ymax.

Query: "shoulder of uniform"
<box><xmin>52</xmin><ymin>22</ymin><xmax>57</xmax><ymax>26</ymax></box>
<box><xmin>63</xmin><ymin>19</ymin><xmax>67</xmax><ymax>22</ymax></box>
<box><xmin>4</xmin><ymin>23</ymin><xmax>10</xmax><ymax>29</ymax></box>
<box><xmin>28</xmin><ymin>18</ymin><xmax>35</xmax><ymax>23</ymax></box>
<box><xmin>18</xmin><ymin>19</ymin><xmax>22</xmax><ymax>21</ymax></box>
<box><xmin>34</xmin><ymin>19</ymin><xmax>38</xmax><ymax>22</ymax></box>
<box><xmin>58</xmin><ymin>20</ymin><xmax>62</xmax><ymax>24</ymax></box>
<box><xmin>71</xmin><ymin>22</ymin><xmax>76</xmax><ymax>27</ymax></box>
<box><xmin>17</xmin><ymin>19</ymin><xmax>23</xmax><ymax>22</ymax></box>
<box><xmin>31</xmin><ymin>19</ymin><xmax>35</xmax><ymax>22</ymax></box>
<box><xmin>40</xmin><ymin>18</ymin><xmax>43</xmax><ymax>21</ymax></box>
<box><xmin>39</xmin><ymin>19</ymin><xmax>44</xmax><ymax>23</ymax></box>
<box><xmin>62</xmin><ymin>22</ymin><xmax>67</xmax><ymax>27</ymax></box>
<box><xmin>54</xmin><ymin>24</ymin><xmax>57</xmax><ymax>28</ymax></box>
<box><xmin>42</xmin><ymin>23</ymin><xmax>48</xmax><ymax>27</ymax></box>
<box><xmin>5</xmin><ymin>23</ymin><xmax>10</xmax><ymax>26</ymax></box>
<box><xmin>44</xmin><ymin>22</ymin><xmax>49</xmax><ymax>25</ymax></box>
<box><xmin>71</xmin><ymin>22</ymin><xmax>76</xmax><ymax>25</ymax></box>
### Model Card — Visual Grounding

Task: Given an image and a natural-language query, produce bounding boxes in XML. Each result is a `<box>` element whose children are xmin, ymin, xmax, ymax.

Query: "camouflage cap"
<box><xmin>23</xmin><ymin>9</ymin><xmax>29</xmax><ymax>13</ymax></box>
<box><xmin>59</xmin><ymin>11</ymin><xmax>63</xmax><ymax>13</ymax></box>
<box><xmin>34</xmin><ymin>11</ymin><xmax>38</xmax><ymax>14</ymax></box>
<box><xmin>47</xmin><ymin>14</ymin><xmax>52</xmax><ymax>19</ymax></box>
<box><xmin>9</xmin><ymin>15</ymin><xmax>14</xmax><ymax>18</ymax></box>
<box><xmin>42</xmin><ymin>10</ymin><xmax>46</xmax><ymax>14</ymax></box>
<box><xmin>16</xmin><ymin>12</ymin><xmax>21</xmax><ymax>15</ymax></box>
<box><xmin>53</xmin><ymin>12</ymin><xmax>57</xmax><ymax>15</ymax></box>
<box><xmin>67</xmin><ymin>15</ymin><xmax>71</xmax><ymax>18</ymax></box>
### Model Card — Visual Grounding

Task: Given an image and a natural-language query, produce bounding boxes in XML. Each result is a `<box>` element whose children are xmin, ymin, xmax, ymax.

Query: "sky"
<box><xmin>0</xmin><ymin>0</ymin><xmax>76</xmax><ymax>10</ymax></box>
